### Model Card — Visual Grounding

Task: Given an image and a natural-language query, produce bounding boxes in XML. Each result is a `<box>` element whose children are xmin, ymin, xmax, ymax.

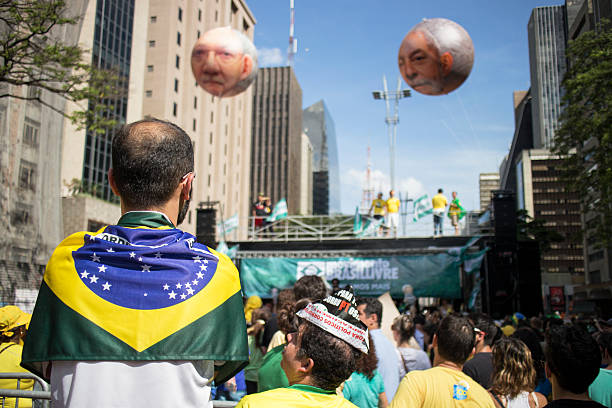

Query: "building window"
<box><xmin>147</xmin><ymin>65</ymin><xmax>154</xmax><ymax>72</ymax></box>
<box><xmin>178</xmin><ymin>7</ymin><xmax>182</xmax><ymax>22</ymax></box>
<box><xmin>23</xmin><ymin>118</ymin><xmax>39</xmax><ymax>147</ymax></box>
<box><xmin>209</xmin><ymin>132</ymin><xmax>213</xmax><ymax>144</ymax></box>
<box><xmin>177</xmin><ymin>32</ymin><xmax>181</xmax><ymax>46</ymax></box>
<box><xmin>192</xmin><ymin>119</ymin><xmax>196</xmax><ymax>131</ymax></box>
<box><xmin>193</xmin><ymin>97</ymin><xmax>197</xmax><ymax>109</ymax></box>
<box><xmin>11</xmin><ymin>204</ymin><xmax>32</xmax><ymax>226</ymax></box>
<box><xmin>215</xmin><ymin>10</ymin><xmax>218</xmax><ymax>22</ymax></box>
<box><xmin>243</xmin><ymin>19</ymin><xmax>250</xmax><ymax>32</ymax></box>
<box><xmin>210</xmin><ymin>112</ymin><xmax>213</xmax><ymax>123</ymax></box>
<box><xmin>145</xmin><ymin>90</ymin><xmax>152</xmax><ymax>97</ymax></box>
<box><xmin>207</xmin><ymin>174</ymin><xmax>211</xmax><ymax>187</ymax></box>
<box><xmin>198</xmin><ymin>9</ymin><xmax>202</xmax><ymax>21</ymax></box>
<box><xmin>173</xmin><ymin>103</ymin><xmax>177</xmax><ymax>117</ymax></box>
<box><xmin>149</xmin><ymin>40</ymin><xmax>156</xmax><ymax>47</ymax></box>
<box><xmin>19</xmin><ymin>160</ymin><xmax>36</xmax><ymax>190</ymax></box>
<box><xmin>208</xmin><ymin>153</ymin><xmax>212</xmax><ymax>165</ymax></box>
<box><xmin>150</xmin><ymin>16</ymin><xmax>157</xmax><ymax>23</ymax></box>
<box><xmin>175</xmin><ymin>55</ymin><xmax>180</xmax><ymax>69</ymax></box>
<box><xmin>174</xmin><ymin>79</ymin><xmax>179</xmax><ymax>92</ymax></box>
<box><xmin>197</xmin><ymin>30</ymin><xmax>200</xmax><ymax>39</ymax></box>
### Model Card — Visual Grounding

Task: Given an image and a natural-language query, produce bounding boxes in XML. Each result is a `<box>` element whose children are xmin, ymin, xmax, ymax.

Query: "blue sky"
<box><xmin>247</xmin><ymin>1</ymin><xmax>563</xmax><ymax>214</ymax></box>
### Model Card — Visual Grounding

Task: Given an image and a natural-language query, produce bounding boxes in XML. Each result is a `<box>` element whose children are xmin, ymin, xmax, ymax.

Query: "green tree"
<box><xmin>553</xmin><ymin>21</ymin><xmax>612</xmax><ymax>248</ymax></box>
<box><xmin>0</xmin><ymin>0</ymin><xmax>123</xmax><ymax>132</ymax></box>
<box><xmin>516</xmin><ymin>209</ymin><xmax>564</xmax><ymax>253</ymax></box>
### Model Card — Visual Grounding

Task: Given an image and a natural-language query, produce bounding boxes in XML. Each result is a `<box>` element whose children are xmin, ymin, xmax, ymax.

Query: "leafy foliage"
<box><xmin>516</xmin><ymin>209</ymin><xmax>564</xmax><ymax>253</ymax></box>
<box><xmin>553</xmin><ymin>20</ymin><xmax>612</xmax><ymax>248</ymax></box>
<box><xmin>0</xmin><ymin>0</ymin><xmax>123</xmax><ymax>132</ymax></box>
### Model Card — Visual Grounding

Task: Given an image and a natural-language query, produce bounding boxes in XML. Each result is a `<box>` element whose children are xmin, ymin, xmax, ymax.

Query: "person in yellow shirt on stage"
<box><xmin>368</xmin><ymin>192</ymin><xmax>386</xmax><ymax>236</ymax></box>
<box><xmin>432</xmin><ymin>188</ymin><xmax>448</xmax><ymax>237</ymax></box>
<box><xmin>386</xmin><ymin>190</ymin><xmax>401</xmax><ymax>237</ymax></box>
<box><xmin>0</xmin><ymin>306</ymin><xmax>34</xmax><ymax>408</ymax></box>
<box><xmin>236</xmin><ymin>290</ymin><xmax>369</xmax><ymax>408</ymax></box>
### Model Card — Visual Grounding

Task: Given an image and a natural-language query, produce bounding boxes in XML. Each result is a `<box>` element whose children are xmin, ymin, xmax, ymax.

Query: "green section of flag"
<box><xmin>357</xmin><ymin>217</ymin><xmax>384</xmax><ymax>238</ymax></box>
<box><xmin>217</xmin><ymin>213</ymin><xmax>239</xmax><ymax>236</ymax></box>
<box><xmin>448</xmin><ymin>198</ymin><xmax>466</xmax><ymax>220</ymax></box>
<box><xmin>216</xmin><ymin>241</ymin><xmax>239</xmax><ymax>259</ymax></box>
<box><xmin>413</xmin><ymin>194</ymin><xmax>433</xmax><ymax>222</ymax></box>
<box><xmin>22</xmin><ymin>282</ymin><xmax>248</xmax><ymax>384</ymax></box>
<box><xmin>266</xmin><ymin>198</ymin><xmax>288</xmax><ymax>222</ymax></box>
<box><xmin>353</xmin><ymin>206</ymin><xmax>363</xmax><ymax>234</ymax></box>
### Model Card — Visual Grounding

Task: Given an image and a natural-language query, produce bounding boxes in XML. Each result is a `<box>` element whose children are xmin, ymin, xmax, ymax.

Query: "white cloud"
<box><xmin>343</xmin><ymin>168</ymin><xmax>425</xmax><ymax>199</ymax></box>
<box><xmin>257</xmin><ymin>47</ymin><xmax>284</xmax><ymax>67</ymax></box>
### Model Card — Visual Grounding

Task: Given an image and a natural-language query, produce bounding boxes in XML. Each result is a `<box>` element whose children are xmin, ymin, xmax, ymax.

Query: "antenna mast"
<box><xmin>360</xmin><ymin>146</ymin><xmax>374</xmax><ymax>212</ymax></box>
<box><xmin>288</xmin><ymin>0</ymin><xmax>297</xmax><ymax>66</ymax></box>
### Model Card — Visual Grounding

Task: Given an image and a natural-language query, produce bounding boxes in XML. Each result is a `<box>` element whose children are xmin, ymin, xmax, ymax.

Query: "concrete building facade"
<box><xmin>479</xmin><ymin>173</ymin><xmax>500</xmax><ymax>213</ymax></box>
<box><xmin>250</xmin><ymin>66</ymin><xmax>307</xmax><ymax>216</ymax></box>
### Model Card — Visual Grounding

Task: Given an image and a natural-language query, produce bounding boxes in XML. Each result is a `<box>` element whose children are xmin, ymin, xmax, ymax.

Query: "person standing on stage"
<box><xmin>432</xmin><ymin>188</ymin><xmax>448</xmax><ymax>237</ymax></box>
<box><xmin>386</xmin><ymin>190</ymin><xmax>401</xmax><ymax>237</ymax></box>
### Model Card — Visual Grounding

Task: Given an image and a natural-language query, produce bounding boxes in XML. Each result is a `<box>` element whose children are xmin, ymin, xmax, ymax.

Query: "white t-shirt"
<box><xmin>49</xmin><ymin>360</ymin><xmax>214</xmax><ymax>408</ymax></box>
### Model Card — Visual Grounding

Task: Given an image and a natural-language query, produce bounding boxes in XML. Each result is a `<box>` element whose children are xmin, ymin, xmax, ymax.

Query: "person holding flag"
<box><xmin>368</xmin><ymin>193</ymin><xmax>386</xmax><ymax>237</ymax></box>
<box><xmin>448</xmin><ymin>191</ymin><xmax>465</xmax><ymax>236</ymax></box>
<box><xmin>22</xmin><ymin>119</ymin><xmax>248</xmax><ymax>408</ymax></box>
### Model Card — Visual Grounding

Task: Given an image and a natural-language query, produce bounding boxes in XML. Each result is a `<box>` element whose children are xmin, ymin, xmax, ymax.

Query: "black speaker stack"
<box><xmin>196</xmin><ymin>208</ymin><xmax>216</xmax><ymax>248</ymax></box>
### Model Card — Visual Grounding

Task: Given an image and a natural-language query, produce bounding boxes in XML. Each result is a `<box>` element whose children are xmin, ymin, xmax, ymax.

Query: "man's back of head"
<box><xmin>111</xmin><ymin>118</ymin><xmax>194</xmax><ymax>209</ymax></box>
<box><xmin>293</xmin><ymin>275</ymin><xmax>327</xmax><ymax>302</ymax></box>
<box><xmin>436</xmin><ymin>314</ymin><xmax>475</xmax><ymax>366</ymax></box>
<box><xmin>471</xmin><ymin>313</ymin><xmax>499</xmax><ymax>351</ymax></box>
<box><xmin>545</xmin><ymin>324</ymin><xmax>601</xmax><ymax>397</ymax></box>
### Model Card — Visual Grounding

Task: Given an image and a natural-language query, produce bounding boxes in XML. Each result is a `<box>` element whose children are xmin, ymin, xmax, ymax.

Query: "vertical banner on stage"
<box><xmin>549</xmin><ymin>286</ymin><xmax>565</xmax><ymax>311</ymax></box>
<box><xmin>240</xmin><ymin>253</ymin><xmax>464</xmax><ymax>299</ymax></box>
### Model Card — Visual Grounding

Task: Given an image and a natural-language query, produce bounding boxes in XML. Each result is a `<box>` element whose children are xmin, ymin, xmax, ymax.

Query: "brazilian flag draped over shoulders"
<box><xmin>22</xmin><ymin>212</ymin><xmax>248</xmax><ymax>384</ymax></box>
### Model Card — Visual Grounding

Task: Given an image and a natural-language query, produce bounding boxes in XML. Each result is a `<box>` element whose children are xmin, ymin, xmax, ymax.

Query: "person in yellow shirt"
<box><xmin>432</xmin><ymin>188</ymin><xmax>448</xmax><ymax>237</ymax></box>
<box><xmin>386</xmin><ymin>190</ymin><xmax>401</xmax><ymax>237</ymax></box>
<box><xmin>368</xmin><ymin>192</ymin><xmax>386</xmax><ymax>237</ymax></box>
<box><xmin>0</xmin><ymin>306</ymin><xmax>33</xmax><ymax>408</ymax></box>
<box><xmin>390</xmin><ymin>314</ymin><xmax>495</xmax><ymax>408</ymax></box>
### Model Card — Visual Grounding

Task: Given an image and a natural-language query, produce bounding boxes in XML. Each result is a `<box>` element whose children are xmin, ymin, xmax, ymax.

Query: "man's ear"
<box><xmin>298</xmin><ymin>357</ymin><xmax>314</xmax><ymax>375</ymax></box>
<box><xmin>440</xmin><ymin>52</ymin><xmax>453</xmax><ymax>76</ymax></box>
<box><xmin>180</xmin><ymin>173</ymin><xmax>195</xmax><ymax>200</ymax></box>
<box><xmin>108</xmin><ymin>169</ymin><xmax>120</xmax><ymax>197</ymax></box>
<box><xmin>240</xmin><ymin>55</ymin><xmax>253</xmax><ymax>80</ymax></box>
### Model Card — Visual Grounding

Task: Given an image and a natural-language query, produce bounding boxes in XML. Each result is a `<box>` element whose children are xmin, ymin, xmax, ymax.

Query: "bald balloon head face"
<box><xmin>191</xmin><ymin>27</ymin><xmax>257</xmax><ymax>97</ymax></box>
<box><xmin>398</xmin><ymin>18</ymin><xmax>474</xmax><ymax>96</ymax></box>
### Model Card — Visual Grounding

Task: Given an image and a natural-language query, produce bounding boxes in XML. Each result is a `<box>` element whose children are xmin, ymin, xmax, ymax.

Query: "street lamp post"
<box><xmin>372</xmin><ymin>75</ymin><xmax>411</xmax><ymax>191</ymax></box>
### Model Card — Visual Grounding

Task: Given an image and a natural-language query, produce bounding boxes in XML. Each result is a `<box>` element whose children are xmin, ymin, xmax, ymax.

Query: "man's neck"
<box><xmin>477</xmin><ymin>345</ymin><xmax>492</xmax><ymax>354</ymax></box>
<box><xmin>435</xmin><ymin>360</ymin><xmax>463</xmax><ymax>371</ymax></box>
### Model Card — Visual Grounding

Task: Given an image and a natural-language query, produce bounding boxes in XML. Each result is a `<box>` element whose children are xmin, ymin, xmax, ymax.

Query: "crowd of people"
<box><xmin>0</xmin><ymin>118</ymin><xmax>609</xmax><ymax>408</ymax></box>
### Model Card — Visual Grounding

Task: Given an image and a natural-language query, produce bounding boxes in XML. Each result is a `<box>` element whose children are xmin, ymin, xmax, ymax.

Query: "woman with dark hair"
<box><xmin>489</xmin><ymin>337</ymin><xmax>547</xmax><ymax>408</ymax></box>
<box><xmin>343</xmin><ymin>333</ymin><xmax>388</xmax><ymax>408</ymax></box>
<box><xmin>391</xmin><ymin>315</ymin><xmax>431</xmax><ymax>373</ymax></box>
<box><xmin>244</xmin><ymin>307</ymin><xmax>270</xmax><ymax>394</ymax></box>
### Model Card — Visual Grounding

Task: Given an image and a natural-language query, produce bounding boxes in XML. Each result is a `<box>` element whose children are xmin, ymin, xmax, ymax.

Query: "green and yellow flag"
<box><xmin>22</xmin><ymin>212</ymin><xmax>248</xmax><ymax>384</ymax></box>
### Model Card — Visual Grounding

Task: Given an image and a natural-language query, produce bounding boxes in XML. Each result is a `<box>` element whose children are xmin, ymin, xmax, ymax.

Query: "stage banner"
<box><xmin>240</xmin><ymin>254</ymin><xmax>463</xmax><ymax>299</ymax></box>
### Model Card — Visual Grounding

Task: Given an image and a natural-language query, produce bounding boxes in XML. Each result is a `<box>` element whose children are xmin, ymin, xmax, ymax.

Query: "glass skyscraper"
<box><xmin>303</xmin><ymin>100</ymin><xmax>340</xmax><ymax>214</ymax></box>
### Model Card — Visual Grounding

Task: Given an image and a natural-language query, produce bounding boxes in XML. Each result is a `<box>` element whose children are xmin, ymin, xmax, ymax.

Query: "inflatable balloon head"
<box><xmin>398</xmin><ymin>18</ymin><xmax>474</xmax><ymax>96</ymax></box>
<box><xmin>191</xmin><ymin>26</ymin><xmax>258</xmax><ymax>98</ymax></box>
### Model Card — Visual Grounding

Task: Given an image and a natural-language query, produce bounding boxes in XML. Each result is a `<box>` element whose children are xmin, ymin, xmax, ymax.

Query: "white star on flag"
<box><xmin>142</xmin><ymin>264</ymin><xmax>151</xmax><ymax>272</ymax></box>
<box><xmin>80</xmin><ymin>270</ymin><xmax>89</xmax><ymax>279</ymax></box>
<box><xmin>193</xmin><ymin>256</ymin><xmax>202</xmax><ymax>263</ymax></box>
<box><xmin>106</xmin><ymin>248</ymin><xmax>114</xmax><ymax>253</ymax></box>
<box><xmin>91</xmin><ymin>253</ymin><xmax>101</xmax><ymax>262</ymax></box>
<box><xmin>102</xmin><ymin>282</ymin><xmax>111</xmax><ymax>291</ymax></box>
<box><xmin>129</xmin><ymin>252</ymin><xmax>136</xmax><ymax>258</ymax></box>
<box><xmin>199</xmin><ymin>264</ymin><xmax>207</xmax><ymax>271</ymax></box>
<box><xmin>180</xmin><ymin>294</ymin><xmax>187</xmax><ymax>300</ymax></box>
<box><xmin>98</xmin><ymin>265</ymin><xmax>107</xmax><ymax>273</ymax></box>
<box><xmin>176</xmin><ymin>283</ymin><xmax>182</xmax><ymax>289</ymax></box>
<box><xmin>163</xmin><ymin>284</ymin><xmax>170</xmax><ymax>290</ymax></box>
<box><xmin>168</xmin><ymin>291</ymin><xmax>177</xmax><ymax>299</ymax></box>
<box><xmin>185</xmin><ymin>282</ymin><xmax>191</xmax><ymax>289</ymax></box>
<box><xmin>196</xmin><ymin>272</ymin><xmax>204</xmax><ymax>279</ymax></box>
<box><xmin>144</xmin><ymin>293</ymin><xmax>148</xmax><ymax>297</ymax></box>
<box><xmin>192</xmin><ymin>279</ymin><xmax>199</xmax><ymax>285</ymax></box>
<box><xmin>90</xmin><ymin>275</ymin><xmax>99</xmax><ymax>283</ymax></box>
<box><xmin>203</xmin><ymin>260</ymin><xmax>208</xmax><ymax>264</ymax></box>
<box><xmin>138</xmin><ymin>257</ymin><xmax>143</xmax><ymax>262</ymax></box>
<box><xmin>155</xmin><ymin>252</ymin><xmax>162</xmax><ymax>258</ymax></box>
<box><xmin>187</xmin><ymin>288</ymin><xmax>194</xmax><ymax>295</ymax></box>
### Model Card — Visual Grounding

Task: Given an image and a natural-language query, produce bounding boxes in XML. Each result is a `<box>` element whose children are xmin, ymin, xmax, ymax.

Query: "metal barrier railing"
<box><xmin>0</xmin><ymin>372</ymin><xmax>50</xmax><ymax>408</ymax></box>
<box><xmin>0</xmin><ymin>373</ymin><xmax>238</xmax><ymax>407</ymax></box>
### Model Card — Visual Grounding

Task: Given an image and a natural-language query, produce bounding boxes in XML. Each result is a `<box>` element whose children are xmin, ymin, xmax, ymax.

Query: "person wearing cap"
<box><xmin>390</xmin><ymin>314</ymin><xmax>495</xmax><ymax>407</ymax></box>
<box><xmin>0</xmin><ymin>305</ymin><xmax>34</xmax><ymax>408</ymax></box>
<box><xmin>463</xmin><ymin>314</ymin><xmax>499</xmax><ymax>390</ymax></box>
<box><xmin>236</xmin><ymin>289</ymin><xmax>368</xmax><ymax>407</ymax></box>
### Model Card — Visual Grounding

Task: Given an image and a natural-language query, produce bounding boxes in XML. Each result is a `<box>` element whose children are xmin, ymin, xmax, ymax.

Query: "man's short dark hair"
<box><xmin>293</xmin><ymin>276</ymin><xmax>327</xmax><ymax>302</ymax></box>
<box><xmin>111</xmin><ymin>118</ymin><xmax>194</xmax><ymax>209</ymax></box>
<box><xmin>296</xmin><ymin>321</ymin><xmax>360</xmax><ymax>390</ymax></box>
<box><xmin>357</xmin><ymin>298</ymin><xmax>383</xmax><ymax>326</ymax></box>
<box><xmin>438</xmin><ymin>188</ymin><xmax>443</xmax><ymax>193</ymax></box>
<box><xmin>544</xmin><ymin>324</ymin><xmax>601</xmax><ymax>395</ymax></box>
<box><xmin>436</xmin><ymin>314</ymin><xmax>475</xmax><ymax>365</ymax></box>
<box><xmin>472</xmin><ymin>313</ymin><xmax>500</xmax><ymax>347</ymax></box>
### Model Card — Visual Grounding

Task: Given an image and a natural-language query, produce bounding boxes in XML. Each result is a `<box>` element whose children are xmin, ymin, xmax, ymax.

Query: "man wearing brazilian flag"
<box><xmin>448</xmin><ymin>191</ymin><xmax>465</xmax><ymax>236</ymax></box>
<box><xmin>22</xmin><ymin>119</ymin><xmax>248</xmax><ymax>407</ymax></box>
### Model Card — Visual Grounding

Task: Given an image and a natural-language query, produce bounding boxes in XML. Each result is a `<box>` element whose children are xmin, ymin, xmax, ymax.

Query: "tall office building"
<box><xmin>303</xmin><ymin>100</ymin><xmax>341</xmax><ymax>215</ymax></box>
<box><xmin>527</xmin><ymin>6</ymin><xmax>567</xmax><ymax>149</ymax></box>
<box><xmin>479</xmin><ymin>173</ymin><xmax>500</xmax><ymax>212</ymax></box>
<box><xmin>61</xmin><ymin>0</ymin><xmax>256</xmax><ymax>240</ymax></box>
<box><xmin>250</xmin><ymin>66</ymin><xmax>308</xmax><ymax>215</ymax></box>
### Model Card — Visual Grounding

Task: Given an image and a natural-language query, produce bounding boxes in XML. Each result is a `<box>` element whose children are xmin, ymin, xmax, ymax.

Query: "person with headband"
<box><xmin>236</xmin><ymin>289</ymin><xmax>369</xmax><ymax>407</ymax></box>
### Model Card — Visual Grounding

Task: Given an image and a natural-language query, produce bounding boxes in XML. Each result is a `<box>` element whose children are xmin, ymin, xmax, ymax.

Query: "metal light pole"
<box><xmin>372</xmin><ymin>76</ymin><xmax>411</xmax><ymax>190</ymax></box>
